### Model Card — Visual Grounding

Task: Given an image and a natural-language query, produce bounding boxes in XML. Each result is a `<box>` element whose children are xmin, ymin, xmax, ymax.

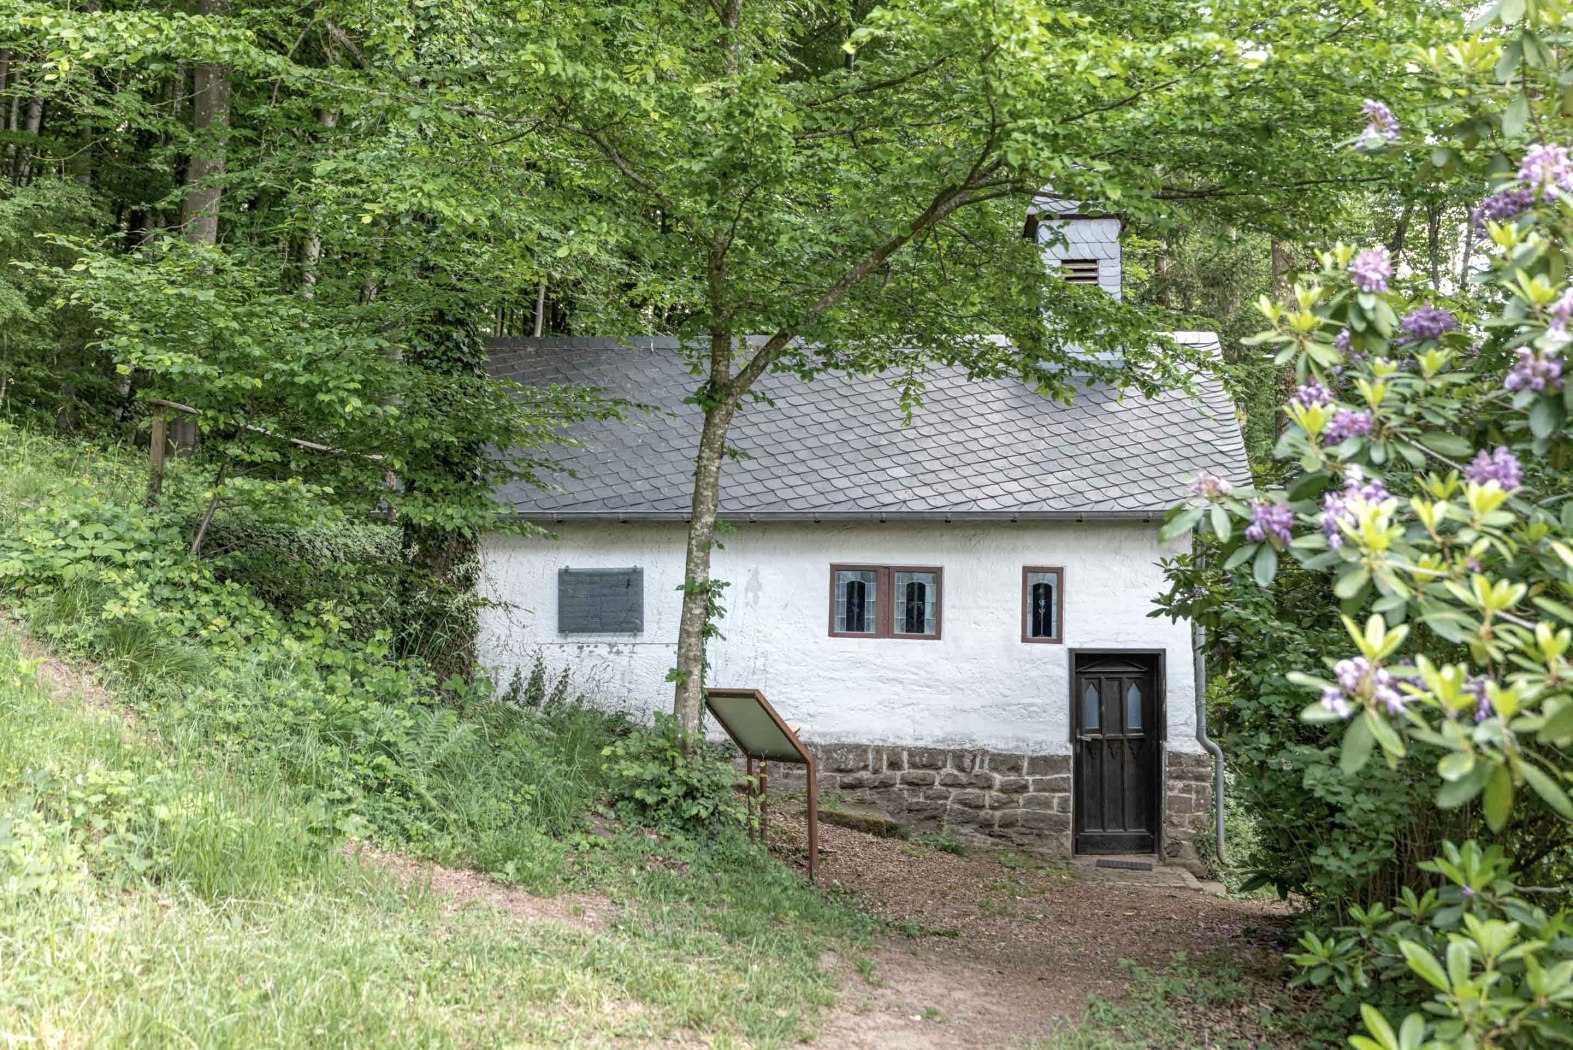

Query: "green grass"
<box><xmin>1032</xmin><ymin>953</ymin><xmax>1343</xmax><ymax>1050</ymax></box>
<box><xmin>0</xmin><ymin>625</ymin><xmax>870</xmax><ymax>1048</ymax></box>
<box><xmin>0</xmin><ymin>421</ymin><xmax>874</xmax><ymax>1046</ymax></box>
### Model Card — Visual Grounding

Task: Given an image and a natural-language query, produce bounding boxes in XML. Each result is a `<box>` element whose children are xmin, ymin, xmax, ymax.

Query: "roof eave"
<box><xmin>503</xmin><ymin>509</ymin><xmax>1167</xmax><ymax>525</ymax></box>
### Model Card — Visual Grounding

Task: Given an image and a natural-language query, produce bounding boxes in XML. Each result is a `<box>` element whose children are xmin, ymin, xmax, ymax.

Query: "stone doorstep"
<box><xmin>1068</xmin><ymin>854</ymin><xmax>1212</xmax><ymax>893</ymax></box>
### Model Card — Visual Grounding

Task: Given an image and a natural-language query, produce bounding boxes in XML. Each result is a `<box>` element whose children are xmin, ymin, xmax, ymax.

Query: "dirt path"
<box><xmin>767</xmin><ymin>814</ymin><xmax>1294</xmax><ymax>1049</ymax></box>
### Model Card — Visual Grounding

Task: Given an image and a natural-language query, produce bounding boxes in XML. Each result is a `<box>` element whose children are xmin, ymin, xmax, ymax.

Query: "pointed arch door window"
<box><xmin>829</xmin><ymin>565</ymin><xmax>941</xmax><ymax>639</ymax></box>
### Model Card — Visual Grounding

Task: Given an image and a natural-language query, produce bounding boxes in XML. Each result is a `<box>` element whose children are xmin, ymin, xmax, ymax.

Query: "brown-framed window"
<box><xmin>1022</xmin><ymin>567</ymin><xmax>1064</xmax><ymax>644</ymax></box>
<box><xmin>828</xmin><ymin>565</ymin><xmax>942</xmax><ymax>640</ymax></box>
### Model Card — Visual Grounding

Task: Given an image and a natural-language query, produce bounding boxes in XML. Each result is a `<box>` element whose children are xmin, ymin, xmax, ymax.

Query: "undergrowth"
<box><xmin>0</xmin><ymin>421</ymin><xmax>873</xmax><ymax>1046</ymax></box>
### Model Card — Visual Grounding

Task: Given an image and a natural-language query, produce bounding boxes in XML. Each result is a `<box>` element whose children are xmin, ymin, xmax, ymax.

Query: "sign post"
<box><xmin>703</xmin><ymin>687</ymin><xmax>819</xmax><ymax>883</ymax></box>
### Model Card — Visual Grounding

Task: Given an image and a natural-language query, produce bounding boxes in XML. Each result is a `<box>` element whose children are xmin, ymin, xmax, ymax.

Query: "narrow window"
<box><xmin>894</xmin><ymin>570</ymin><xmax>938</xmax><ymax>637</ymax></box>
<box><xmin>829</xmin><ymin>566</ymin><xmax>941</xmax><ymax>639</ymax></box>
<box><xmin>1125</xmin><ymin>682</ymin><xmax>1143</xmax><ymax>730</ymax></box>
<box><xmin>832</xmin><ymin>569</ymin><xmax>878</xmax><ymax>635</ymax></box>
<box><xmin>1022</xmin><ymin>567</ymin><xmax>1064</xmax><ymax>643</ymax></box>
<box><xmin>1083</xmin><ymin>683</ymin><xmax>1101</xmax><ymax>731</ymax></box>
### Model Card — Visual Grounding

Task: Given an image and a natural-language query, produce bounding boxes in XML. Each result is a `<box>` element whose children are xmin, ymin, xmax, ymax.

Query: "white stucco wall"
<box><xmin>477</xmin><ymin>519</ymin><xmax>1199</xmax><ymax>757</ymax></box>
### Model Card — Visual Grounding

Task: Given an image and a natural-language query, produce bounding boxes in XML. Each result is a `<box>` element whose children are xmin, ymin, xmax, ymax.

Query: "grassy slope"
<box><xmin>0</xmin><ymin>424</ymin><xmax>868</xmax><ymax>1048</ymax></box>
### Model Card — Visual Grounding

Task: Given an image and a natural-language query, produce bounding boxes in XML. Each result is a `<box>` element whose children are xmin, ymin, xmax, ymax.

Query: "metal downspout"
<box><xmin>1194</xmin><ymin>619</ymin><xmax>1225</xmax><ymax>864</ymax></box>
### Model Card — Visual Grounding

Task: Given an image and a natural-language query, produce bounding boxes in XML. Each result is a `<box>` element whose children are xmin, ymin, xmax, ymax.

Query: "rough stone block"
<box><xmin>937</xmin><ymin>770</ymin><xmax>969</xmax><ymax>787</ymax></box>
<box><xmin>818</xmin><ymin>745</ymin><xmax>871</xmax><ymax>775</ymax></box>
<box><xmin>900</xmin><ymin>770</ymin><xmax>937</xmax><ymax>787</ymax></box>
<box><xmin>1029</xmin><ymin>775</ymin><xmax>1071</xmax><ymax>794</ymax></box>
<box><xmin>1022</xmin><ymin>793</ymin><xmax>1057</xmax><ymax>811</ymax></box>
<box><xmin>882</xmin><ymin>748</ymin><xmax>907</xmax><ymax>772</ymax></box>
<box><xmin>995</xmin><ymin>776</ymin><xmax>1029</xmax><ymax>794</ymax></box>
<box><xmin>1025</xmin><ymin>755</ymin><xmax>1071</xmax><ymax>776</ymax></box>
<box><xmin>867</xmin><ymin>772</ymin><xmax>899</xmax><ymax>788</ymax></box>
<box><xmin>838</xmin><ymin>772</ymin><xmax>869</xmax><ymax>789</ymax></box>
<box><xmin>951</xmin><ymin>790</ymin><xmax>988</xmax><ymax>809</ymax></box>
<box><xmin>921</xmin><ymin>788</ymin><xmax>952</xmax><ymax>802</ymax></box>
<box><xmin>957</xmin><ymin>750</ymin><xmax>988</xmax><ymax>773</ymax></box>
<box><xmin>995</xmin><ymin>810</ymin><xmax>1022</xmax><ymax>829</ymax></box>
<box><xmin>969</xmin><ymin>772</ymin><xmax>997</xmax><ymax>789</ymax></box>
<box><xmin>1018</xmin><ymin>810</ymin><xmax>1071</xmax><ymax>831</ymax></box>
<box><xmin>988</xmin><ymin>753</ymin><xmax>1028</xmax><ymax>776</ymax></box>
<box><xmin>906</xmin><ymin>747</ymin><xmax>949</xmax><ymax>770</ymax></box>
<box><xmin>987</xmin><ymin>792</ymin><xmax>1023</xmax><ymax>811</ymax></box>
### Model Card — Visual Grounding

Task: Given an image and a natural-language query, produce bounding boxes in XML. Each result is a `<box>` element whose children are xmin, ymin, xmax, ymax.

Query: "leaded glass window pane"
<box><xmin>1125</xmin><ymin>683</ymin><xmax>1143</xmax><ymax>730</ymax></box>
<box><xmin>834</xmin><ymin>570</ymin><xmax>877</xmax><ymax>633</ymax></box>
<box><xmin>893</xmin><ymin>571</ymin><xmax>938</xmax><ymax>636</ymax></box>
<box><xmin>1026</xmin><ymin>571</ymin><xmax>1059</xmax><ymax>639</ymax></box>
<box><xmin>1083</xmin><ymin>683</ymin><xmax>1101</xmax><ymax>730</ymax></box>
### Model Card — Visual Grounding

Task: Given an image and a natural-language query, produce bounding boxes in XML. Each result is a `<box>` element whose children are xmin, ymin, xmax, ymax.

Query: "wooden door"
<box><xmin>1073</xmin><ymin>656</ymin><xmax>1159</xmax><ymax>854</ymax></box>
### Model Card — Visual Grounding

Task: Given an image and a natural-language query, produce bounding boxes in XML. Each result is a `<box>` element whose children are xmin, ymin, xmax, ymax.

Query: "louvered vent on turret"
<box><xmin>1026</xmin><ymin>195</ymin><xmax>1122</xmax><ymax>301</ymax></box>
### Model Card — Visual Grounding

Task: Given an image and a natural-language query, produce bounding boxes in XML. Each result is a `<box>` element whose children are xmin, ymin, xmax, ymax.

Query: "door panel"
<box><xmin>1073</xmin><ymin>657</ymin><xmax>1159</xmax><ymax>854</ymax></box>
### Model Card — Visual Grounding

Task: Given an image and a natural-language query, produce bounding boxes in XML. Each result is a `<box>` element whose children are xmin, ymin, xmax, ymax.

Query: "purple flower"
<box><xmin>1192</xmin><ymin>470</ymin><xmax>1234</xmax><ymax>501</ymax></box>
<box><xmin>1504</xmin><ymin>346</ymin><xmax>1564</xmax><ymax>393</ymax></box>
<box><xmin>1325</xmin><ymin>656</ymin><xmax>1404</xmax><ymax>716</ymax></box>
<box><xmin>1399</xmin><ymin>304</ymin><xmax>1458</xmax><ymax>343</ymax></box>
<box><xmin>1334</xmin><ymin>329</ymin><xmax>1353</xmax><ymax>353</ymax></box>
<box><xmin>1472</xmin><ymin>187</ymin><xmax>1536</xmax><ymax>231</ymax></box>
<box><xmin>1357</xmin><ymin>100</ymin><xmax>1400</xmax><ymax>149</ymax></box>
<box><xmin>1465</xmin><ymin>447</ymin><xmax>1523</xmax><ymax>493</ymax></box>
<box><xmin>1292</xmin><ymin>380</ymin><xmax>1332</xmax><ymax>409</ymax></box>
<box><xmin>1325</xmin><ymin>408</ymin><xmax>1374</xmax><ymax>443</ymax></box>
<box><xmin>1349</xmin><ymin>247</ymin><xmax>1391</xmax><ymax>294</ymax></box>
<box><xmin>1245</xmin><ymin>500</ymin><xmax>1294</xmax><ymax>547</ymax></box>
<box><xmin>1518</xmin><ymin>144</ymin><xmax>1573</xmax><ymax>200</ymax></box>
<box><xmin>1320</xmin><ymin>687</ymin><xmax>1353</xmax><ymax>720</ymax></box>
<box><xmin>1321</xmin><ymin>466</ymin><xmax>1389</xmax><ymax>550</ymax></box>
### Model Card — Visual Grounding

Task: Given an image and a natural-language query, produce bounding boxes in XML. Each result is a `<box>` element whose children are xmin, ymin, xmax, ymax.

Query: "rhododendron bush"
<box><xmin>1160</xmin><ymin>8</ymin><xmax>1573</xmax><ymax>1047</ymax></box>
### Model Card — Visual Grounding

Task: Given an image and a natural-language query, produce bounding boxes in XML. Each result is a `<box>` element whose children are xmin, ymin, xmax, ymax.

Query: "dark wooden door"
<box><xmin>1073</xmin><ymin>656</ymin><xmax>1159</xmax><ymax>853</ymax></box>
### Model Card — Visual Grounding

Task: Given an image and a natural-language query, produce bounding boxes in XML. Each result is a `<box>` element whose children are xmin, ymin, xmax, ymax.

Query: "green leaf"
<box><xmin>1252</xmin><ymin>544</ymin><xmax>1279</xmax><ymax>589</ymax></box>
<box><xmin>1483</xmin><ymin>765</ymin><xmax>1513</xmax><ymax>831</ymax></box>
<box><xmin>1417</xmin><ymin>431</ymin><xmax>1474</xmax><ymax>458</ymax></box>
<box><xmin>1438</xmin><ymin>752</ymin><xmax>1475</xmax><ymax>782</ymax></box>
<box><xmin>1503</xmin><ymin>94</ymin><xmax>1530</xmax><ymax>138</ymax></box>
<box><xmin>1359</xmin><ymin>1004</ymin><xmax>1402</xmax><ymax>1050</ymax></box>
<box><xmin>1209</xmin><ymin>503</ymin><xmax>1232</xmax><ymax>543</ymax></box>
<box><xmin>1334</xmin><ymin>566</ymin><xmax>1371</xmax><ymax>600</ymax></box>
<box><xmin>1158</xmin><ymin>507</ymin><xmax>1204</xmax><ymax>544</ymax></box>
<box><xmin>1223</xmin><ymin>543</ymin><xmax>1256</xmax><ymax>571</ymax></box>
<box><xmin>1520</xmin><ymin>763</ymin><xmax>1573</xmax><ymax>819</ymax></box>
<box><xmin>1400</xmin><ymin>941</ymin><xmax>1451</xmax><ymax>991</ymax></box>
<box><xmin>1341</xmin><ymin>715</ymin><xmax>1375</xmax><ymax>775</ymax></box>
<box><xmin>1530</xmin><ymin>395</ymin><xmax>1565</xmax><ymax>440</ymax></box>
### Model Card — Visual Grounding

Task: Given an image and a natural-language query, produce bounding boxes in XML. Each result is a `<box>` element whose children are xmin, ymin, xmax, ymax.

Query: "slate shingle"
<box><xmin>489</xmin><ymin>336</ymin><xmax>1249</xmax><ymax>518</ymax></box>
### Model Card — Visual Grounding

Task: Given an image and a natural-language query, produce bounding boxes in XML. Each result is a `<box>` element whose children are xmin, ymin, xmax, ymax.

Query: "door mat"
<box><xmin>1095</xmin><ymin>859</ymin><xmax>1154</xmax><ymax>871</ymax></box>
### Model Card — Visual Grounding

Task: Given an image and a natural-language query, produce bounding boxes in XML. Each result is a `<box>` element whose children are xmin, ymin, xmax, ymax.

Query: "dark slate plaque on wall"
<box><xmin>558</xmin><ymin>567</ymin><xmax>643</xmax><ymax>633</ymax></box>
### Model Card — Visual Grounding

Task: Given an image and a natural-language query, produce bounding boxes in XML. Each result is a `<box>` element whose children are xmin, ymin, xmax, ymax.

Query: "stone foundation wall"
<box><xmin>758</xmin><ymin>742</ymin><xmax>1213</xmax><ymax>870</ymax></box>
<box><xmin>1162</xmin><ymin>750</ymin><xmax>1214</xmax><ymax>873</ymax></box>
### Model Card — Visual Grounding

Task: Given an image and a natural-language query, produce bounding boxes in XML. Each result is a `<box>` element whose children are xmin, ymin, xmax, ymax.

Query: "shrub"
<box><xmin>1159</xmin><ymin>32</ymin><xmax>1573</xmax><ymax>1045</ymax></box>
<box><xmin>601</xmin><ymin>714</ymin><xmax>745</xmax><ymax>835</ymax></box>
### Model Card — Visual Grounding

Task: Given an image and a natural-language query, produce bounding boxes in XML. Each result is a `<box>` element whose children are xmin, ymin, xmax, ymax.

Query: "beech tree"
<box><xmin>524</xmin><ymin>0</ymin><xmax>1460</xmax><ymax>737</ymax></box>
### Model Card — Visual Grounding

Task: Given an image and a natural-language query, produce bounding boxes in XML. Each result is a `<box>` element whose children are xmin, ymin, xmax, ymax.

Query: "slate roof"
<box><xmin>489</xmin><ymin>336</ymin><xmax>1248</xmax><ymax>520</ymax></box>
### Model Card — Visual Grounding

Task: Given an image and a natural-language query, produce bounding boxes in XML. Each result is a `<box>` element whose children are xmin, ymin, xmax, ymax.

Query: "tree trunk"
<box><xmin>671</xmin><ymin>393</ymin><xmax>738</xmax><ymax>737</ymax></box>
<box><xmin>300</xmin><ymin>108</ymin><xmax>339</xmax><ymax>298</ymax></box>
<box><xmin>182</xmin><ymin>0</ymin><xmax>232</xmax><ymax>246</ymax></box>
<box><xmin>15</xmin><ymin>94</ymin><xmax>42</xmax><ymax>186</ymax></box>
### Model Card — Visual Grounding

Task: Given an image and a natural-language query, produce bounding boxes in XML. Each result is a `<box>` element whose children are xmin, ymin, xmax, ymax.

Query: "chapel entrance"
<box><xmin>1072</xmin><ymin>653</ymin><xmax>1161</xmax><ymax>854</ymax></box>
